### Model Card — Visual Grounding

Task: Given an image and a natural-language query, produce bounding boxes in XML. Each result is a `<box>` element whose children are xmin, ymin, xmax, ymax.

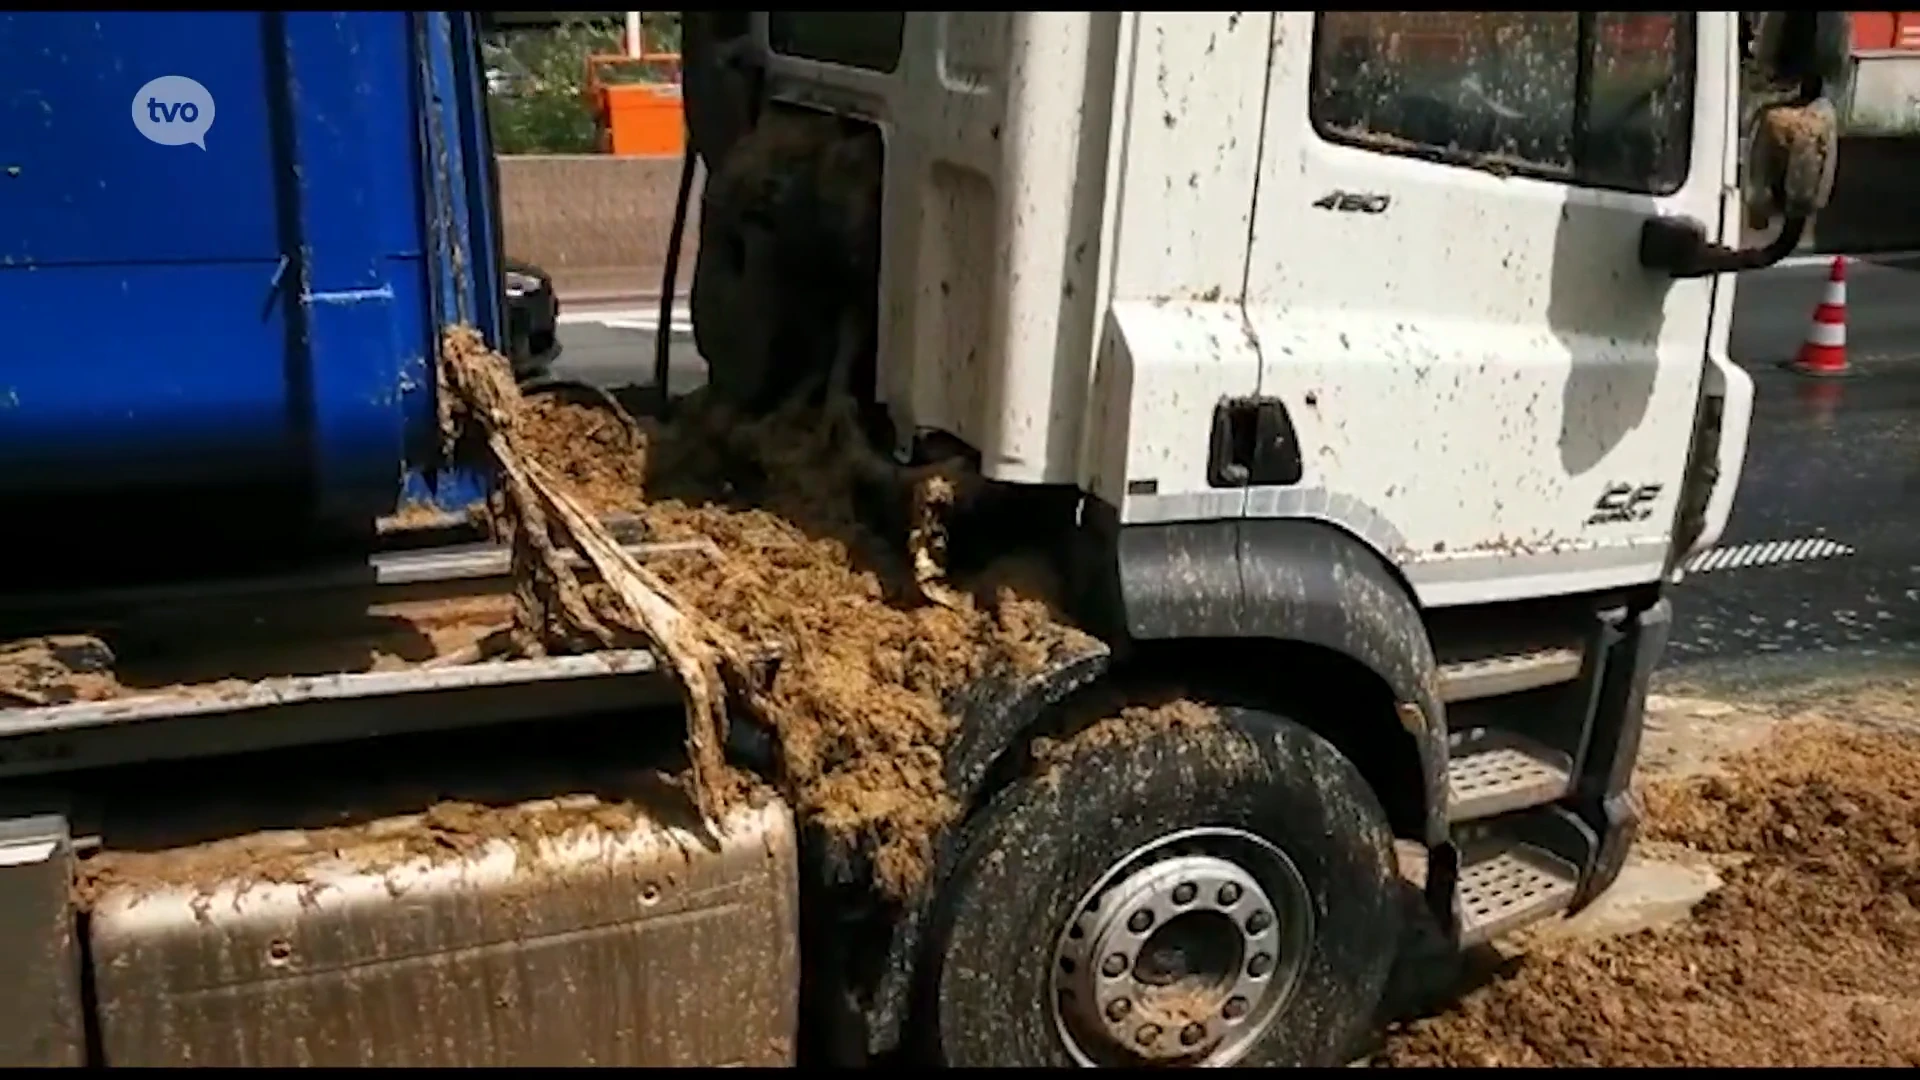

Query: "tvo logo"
<box><xmin>131</xmin><ymin>76</ymin><xmax>216</xmax><ymax>150</ymax></box>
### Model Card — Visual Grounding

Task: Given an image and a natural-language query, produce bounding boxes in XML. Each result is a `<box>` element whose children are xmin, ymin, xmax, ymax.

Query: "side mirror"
<box><xmin>1640</xmin><ymin>214</ymin><xmax>1807</xmax><ymax>279</ymax></box>
<box><xmin>1742</xmin><ymin>11</ymin><xmax>1848</xmax><ymax>226</ymax></box>
<box><xmin>1644</xmin><ymin>12</ymin><xmax>1847</xmax><ymax>279</ymax></box>
<box><xmin>1745</xmin><ymin>97</ymin><xmax>1842</xmax><ymax>224</ymax></box>
<box><xmin>1643</xmin><ymin>96</ymin><xmax>1836</xmax><ymax>279</ymax></box>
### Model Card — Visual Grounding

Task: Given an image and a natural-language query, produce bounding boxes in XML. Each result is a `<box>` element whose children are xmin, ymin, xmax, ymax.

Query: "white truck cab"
<box><xmin>753</xmin><ymin>12</ymin><xmax>1751</xmax><ymax>605</ymax></box>
<box><xmin>673</xmin><ymin>10</ymin><xmax>1833</xmax><ymax>1066</ymax></box>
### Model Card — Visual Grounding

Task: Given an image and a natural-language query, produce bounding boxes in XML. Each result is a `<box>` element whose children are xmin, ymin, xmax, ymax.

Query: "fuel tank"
<box><xmin>0</xmin><ymin>12</ymin><xmax>501</xmax><ymax>570</ymax></box>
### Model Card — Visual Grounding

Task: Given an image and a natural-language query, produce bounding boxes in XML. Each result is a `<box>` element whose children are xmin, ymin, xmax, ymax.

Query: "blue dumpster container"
<box><xmin>0</xmin><ymin>11</ymin><xmax>502</xmax><ymax>548</ymax></box>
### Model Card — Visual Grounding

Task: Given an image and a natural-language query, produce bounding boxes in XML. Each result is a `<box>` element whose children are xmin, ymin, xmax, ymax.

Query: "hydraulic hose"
<box><xmin>655</xmin><ymin>134</ymin><xmax>698</xmax><ymax>418</ymax></box>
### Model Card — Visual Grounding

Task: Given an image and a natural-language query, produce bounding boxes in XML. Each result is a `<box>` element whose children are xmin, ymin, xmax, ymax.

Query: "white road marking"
<box><xmin>1683</xmin><ymin>536</ymin><xmax>1854</xmax><ymax>575</ymax></box>
<box><xmin>1773</xmin><ymin>250</ymin><xmax>1920</xmax><ymax>270</ymax></box>
<box><xmin>557</xmin><ymin>304</ymin><xmax>692</xmax><ymax>330</ymax></box>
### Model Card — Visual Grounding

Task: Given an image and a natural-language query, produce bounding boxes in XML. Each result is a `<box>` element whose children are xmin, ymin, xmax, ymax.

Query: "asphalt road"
<box><xmin>552</xmin><ymin>254</ymin><xmax>1920</xmax><ymax>680</ymax></box>
<box><xmin>1667</xmin><ymin>252</ymin><xmax>1920</xmax><ymax>684</ymax></box>
<box><xmin>551</xmin><ymin>305</ymin><xmax>706</xmax><ymax>396</ymax></box>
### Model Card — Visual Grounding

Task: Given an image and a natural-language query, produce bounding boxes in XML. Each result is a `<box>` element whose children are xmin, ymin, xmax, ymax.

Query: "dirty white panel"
<box><xmin>1685</xmin><ymin>35</ymin><xmax>1752</xmax><ymax>569</ymax></box>
<box><xmin>1243</xmin><ymin>12</ymin><xmax>1734</xmax><ymax>606</ymax></box>
<box><xmin>761</xmin><ymin>12</ymin><xmax>1131</xmax><ymax>484</ymax></box>
<box><xmin>1105</xmin><ymin>11</ymin><xmax>1273</xmax><ymax>304</ymax></box>
<box><xmin>1077</xmin><ymin>12</ymin><xmax>1273</xmax><ymax>501</ymax></box>
<box><xmin>1085</xmin><ymin>300</ymin><xmax>1262</xmax><ymax>512</ymax></box>
<box><xmin>912</xmin><ymin>12</ymin><xmax>1107</xmax><ymax>481</ymax></box>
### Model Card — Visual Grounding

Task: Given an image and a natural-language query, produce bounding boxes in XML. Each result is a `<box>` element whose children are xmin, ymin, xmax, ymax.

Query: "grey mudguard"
<box><xmin>1109</xmin><ymin>515</ymin><xmax>1450</xmax><ymax>848</ymax></box>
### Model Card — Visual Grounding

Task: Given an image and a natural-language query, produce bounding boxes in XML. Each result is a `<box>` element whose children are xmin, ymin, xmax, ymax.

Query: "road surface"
<box><xmin>1669</xmin><ymin>252</ymin><xmax>1920</xmax><ymax>682</ymax></box>
<box><xmin>551</xmin><ymin>253</ymin><xmax>1920</xmax><ymax>678</ymax></box>
<box><xmin>552</xmin><ymin>304</ymin><xmax>706</xmax><ymax>396</ymax></box>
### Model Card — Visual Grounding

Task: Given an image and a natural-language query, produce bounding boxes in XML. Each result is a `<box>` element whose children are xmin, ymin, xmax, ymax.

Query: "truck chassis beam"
<box><xmin>0</xmin><ymin>531</ymin><xmax>718</xmax><ymax>783</ymax></box>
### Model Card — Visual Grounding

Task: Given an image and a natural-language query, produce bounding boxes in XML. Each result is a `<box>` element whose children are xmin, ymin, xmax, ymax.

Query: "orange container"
<box><xmin>586</xmin><ymin>52</ymin><xmax>685</xmax><ymax>157</ymax></box>
<box><xmin>1851</xmin><ymin>11</ymin><xmax>1920</xmax><ymax>52</ymax></box>
<box><xmin>604</xmin><ymin>82</ymin><xmax>684</xmax><ymax>156</ymax></box>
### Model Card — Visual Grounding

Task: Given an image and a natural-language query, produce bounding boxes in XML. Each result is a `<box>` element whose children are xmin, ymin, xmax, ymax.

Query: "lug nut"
<box><xmin>1173</xmin><ymin>882</ymin><xmax>1197</xmax><ymax>905</ymax></box>
<box><xmin>1106</xmin><ymin>997</ymin><xmax>1132</xmax><ymax>1022</ymax></box>
<box><xmin>1135</xmin><ymin>1023</ymin><xmax>1162</xmax><ymax>1046</ymax></box>
<box><xmin>1180</xmin><ymin>1022</ymin><xmax>1207</xmax><ymax>1047</ymax></box>
<box><xmin>1102</xmin><ymin>953</ymin><xmax>1129</xmax><ymax>977</ymax></box>
<box><xmin>1217</xmin><ymin>882</ymin><xmax>1242</xmax><ymax>905</ymax></box>
<box><xmin>1248</xmin><ymin>952</ymin><xmax>1274</xmax><ymax>978</ymax></box>
<box><xmin>1223</xmin><ymin>995</ymin><xmax>1250</xmax><ymax>1020</ymax></box>
<box><xmin>1128</xmin><ymin>909</ymin><xmax>1155</xmax><ymax>933</ymax></box>
<box><xmin>1246</xmin><ymin>909</ymin><xmax>1272</xmax><ymax>935</ymax></box>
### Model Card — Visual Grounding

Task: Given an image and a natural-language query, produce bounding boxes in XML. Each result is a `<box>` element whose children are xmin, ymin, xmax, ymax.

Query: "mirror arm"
<box><xmin>1640</xmin><ymin>214</ymin><xmax>1808</xmax><ymax>279</ymax></box>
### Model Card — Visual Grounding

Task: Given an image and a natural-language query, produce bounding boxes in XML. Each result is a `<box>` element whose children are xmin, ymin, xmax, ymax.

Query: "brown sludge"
<box><xmin>439</xmin><ymin>329</ymin><xmax>1094</xmax><ymax>898</ymax></box>
<box><xmin>1030</xmin><ymin>700</ymin><xmax>1219</xmax><ymax>775</ymax></box>
<box><xmin>0</xmin><ymin>635</ymin><xmax>122</xmax><ymax>706</ymax></box>
<box><xmin>0</xmin><ymin>596</ymin><xmax>522</xmax><ymax>705</ymax></box>
<box><xmin>1380</xmin><ymin>718</ymin><xmax>1920</xmax><ymax>1067</ymax></box>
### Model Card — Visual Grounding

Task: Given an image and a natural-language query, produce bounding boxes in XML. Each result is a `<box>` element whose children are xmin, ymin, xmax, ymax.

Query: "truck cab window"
<box><xmin>767</xmin><ymin>12</ymin><xmax>906</xmax><ymax>74</ymax></box>
<box><xmin>1310</xmin><ymin>12</ymin><xmax>1694</xmax><ymax>195</ymax></box>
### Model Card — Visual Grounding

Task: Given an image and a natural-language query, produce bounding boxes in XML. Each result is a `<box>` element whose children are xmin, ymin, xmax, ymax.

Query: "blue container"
<box><xmin>0</xmin><ymin>12</ymin><xmax>501</xmax><ymax>536</ymax></box>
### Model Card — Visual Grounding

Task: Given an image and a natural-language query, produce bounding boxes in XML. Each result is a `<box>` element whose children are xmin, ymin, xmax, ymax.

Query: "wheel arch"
<box><xmin>1087</xmin><ymin>512</ymin><xmax>1449</xmax><ymax>851</ymax></box>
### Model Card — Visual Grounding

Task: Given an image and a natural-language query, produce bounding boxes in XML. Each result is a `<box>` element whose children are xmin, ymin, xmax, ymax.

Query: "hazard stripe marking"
<box><xmin>1683</xmin><ymin>536</ymin><xmax>1854</xmax><ymax>575</ymax></box>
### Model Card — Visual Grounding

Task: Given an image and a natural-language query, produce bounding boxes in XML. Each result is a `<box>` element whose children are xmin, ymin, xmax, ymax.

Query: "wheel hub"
<box><xmin>1049</xmin><ymin>827</ymin><xmax>1312</xmax><ymax>1066</ymax></box>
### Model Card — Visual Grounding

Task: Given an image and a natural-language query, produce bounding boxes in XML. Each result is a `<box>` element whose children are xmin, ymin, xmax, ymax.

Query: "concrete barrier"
<box><xmin>497</xmin><ymin>153</ymin><xmax>705</xmax><ymax>304</ymax></box>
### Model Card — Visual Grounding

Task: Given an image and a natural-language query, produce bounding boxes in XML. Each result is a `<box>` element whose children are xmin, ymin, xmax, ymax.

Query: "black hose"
<box><xmin>656</xmin><ymin>135</ymin><xmax>698</xmax><ymax>418</ymax></box>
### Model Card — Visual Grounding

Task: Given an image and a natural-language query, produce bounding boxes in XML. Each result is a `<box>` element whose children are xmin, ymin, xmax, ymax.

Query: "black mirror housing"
<box><xmin>1640</xmin><ymin>215</ymin><xmax>1809</xmax><ymax>279</ymax></box>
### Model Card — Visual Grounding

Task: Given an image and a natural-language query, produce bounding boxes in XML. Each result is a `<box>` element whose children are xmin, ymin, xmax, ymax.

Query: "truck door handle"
<box><xmin>1207</xmin><ymin>397</ymin><xmax>1303</xmax><ymax>489</ymax></box>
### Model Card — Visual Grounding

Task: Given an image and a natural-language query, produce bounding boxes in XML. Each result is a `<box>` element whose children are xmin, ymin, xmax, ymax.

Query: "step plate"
<box><xmin>1447</xmin><ymin>740</ymin><xmax>1574</xmax><ymax>823</ymax></box>
<box><xmin>1456</xmin><ymin>845</ymin><xmax>1580</xmax><ymax>947</ymax></box>
<box><xmin>1437</xmin><ymin>647</ymin><xmax>1583</xmax><ymax>703</ymax></box>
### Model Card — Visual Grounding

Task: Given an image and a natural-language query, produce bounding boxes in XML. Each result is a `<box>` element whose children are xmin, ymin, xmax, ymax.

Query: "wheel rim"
<box><xmin>1048</xmin><ymin>826</ymin><xmax>1314</xmax><ymax>1067</ymax></box>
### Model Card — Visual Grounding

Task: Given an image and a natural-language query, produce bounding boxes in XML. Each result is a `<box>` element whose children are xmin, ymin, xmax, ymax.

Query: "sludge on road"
<box><xmin>1373</xmin><ymin>677</ymin><xmax>1920</xmax><ymax>1067</ymax></box>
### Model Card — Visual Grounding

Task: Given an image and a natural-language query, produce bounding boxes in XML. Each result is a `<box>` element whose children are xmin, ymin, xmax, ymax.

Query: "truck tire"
<box><xmin>924</xmin><ymin>706</ymin><xmax>1401</xmax><ymax>1067</ymax></box>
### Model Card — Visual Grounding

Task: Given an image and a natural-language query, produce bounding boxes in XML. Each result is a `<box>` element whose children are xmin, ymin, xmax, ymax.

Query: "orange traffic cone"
<box><xmin>1790</xmin><ymin>256</ymin><xmax>1849</xmax><ymax>377</ymax></box>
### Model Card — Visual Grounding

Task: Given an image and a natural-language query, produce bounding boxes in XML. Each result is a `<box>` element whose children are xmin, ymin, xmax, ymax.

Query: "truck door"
<box><xmin>1243</xmin><ymin>12</ymin><xmax>1733</xmax><ymax>607</ymax></box>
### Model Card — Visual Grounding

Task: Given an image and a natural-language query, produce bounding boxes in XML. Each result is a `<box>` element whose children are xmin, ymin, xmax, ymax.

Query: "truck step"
<box><xmin>1455</xmin><ymin>842</ymin><xmax>1580</xmax><ymax>948</ymax></box>
<box><xmin>1437</xmin><ymin>645</ymin><xmax>1583</xmax><ymax>703</ymax></box>
<box><xmin>1445</xmin><ymin>729</ymin><xmax>1574</xmax><ymax>823</ymax></box>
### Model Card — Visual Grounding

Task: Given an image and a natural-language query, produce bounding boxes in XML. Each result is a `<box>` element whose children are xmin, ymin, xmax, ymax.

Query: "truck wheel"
<box><xmin>925</xmin><ymin>706</ymin><xmax>1400</xmax><ymax>1067</ymax></box>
